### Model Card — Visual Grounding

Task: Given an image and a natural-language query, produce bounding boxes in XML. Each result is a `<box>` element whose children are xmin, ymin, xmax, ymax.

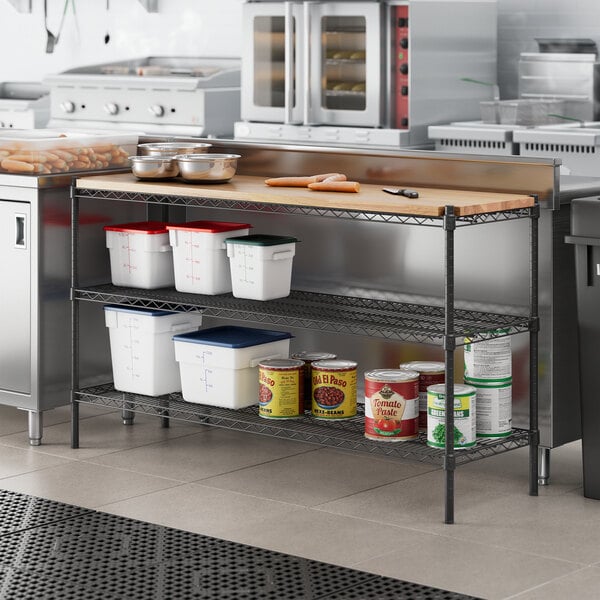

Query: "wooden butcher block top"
<box><xmin>76</xmin><ymin>173</ymin><xmax>534</xmax><ymax>217</ymax></box>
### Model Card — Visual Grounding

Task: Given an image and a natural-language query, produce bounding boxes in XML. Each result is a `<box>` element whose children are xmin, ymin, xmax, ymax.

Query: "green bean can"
<box><xmin>427</xmin><ymin>383</ymin><xmax>476</xmax><ymax>450</ymax></box>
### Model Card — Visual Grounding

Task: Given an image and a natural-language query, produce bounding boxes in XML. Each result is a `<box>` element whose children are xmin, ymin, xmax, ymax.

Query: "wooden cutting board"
<box><xmin>76</xmin><ymin>173</ymin><xmax>534</xmax><ymax>217</ymax></box>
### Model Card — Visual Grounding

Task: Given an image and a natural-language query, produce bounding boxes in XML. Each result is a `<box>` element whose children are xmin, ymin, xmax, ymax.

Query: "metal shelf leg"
<box><xmin>28</xmin><ymin>411</ymin><xmax>43</xmax><ymax>446</ymax></box>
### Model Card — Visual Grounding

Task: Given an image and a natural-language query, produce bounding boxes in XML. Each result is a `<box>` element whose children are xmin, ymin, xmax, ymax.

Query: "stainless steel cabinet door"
<box><xmin>0</xmin><ymin>200</ymin><xmax>30</xmax><ymax>394</ymax></box>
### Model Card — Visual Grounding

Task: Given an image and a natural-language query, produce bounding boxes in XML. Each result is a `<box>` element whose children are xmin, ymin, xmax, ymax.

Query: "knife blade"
<box><xmin>383</xmin><ymin>188</ymin><xmax>419</xmax><ymax>199</ymax></box>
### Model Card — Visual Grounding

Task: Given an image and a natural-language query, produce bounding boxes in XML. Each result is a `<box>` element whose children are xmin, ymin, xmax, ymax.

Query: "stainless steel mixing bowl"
<box><xmin>138</xmin><ymin>142</ymin><xmax>212</xmax><ymax>157</ymax></box>
<box><xmin>176</xmin><ymin>153</ymin><xmax>240</xmax><ymax>183</ymax></box>
<box><xmin>129</xmin><ymin>155</ymin><xmax>179</xmax><ymax>179</ymax></box>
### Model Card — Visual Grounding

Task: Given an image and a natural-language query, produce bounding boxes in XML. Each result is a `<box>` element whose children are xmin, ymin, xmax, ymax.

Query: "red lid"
<box><xmin>166</xmin><ymin>220</ymin><xmax>252</xmax><ymax>234</ymax></box>
<box><xmin>103</xmin><ymin>221</ymin><xmax>169</xmax><ymax>234</ymax></box>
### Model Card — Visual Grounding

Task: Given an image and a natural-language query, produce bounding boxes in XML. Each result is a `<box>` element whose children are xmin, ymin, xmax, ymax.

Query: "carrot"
<box><xmin>308</xmin><ymin>180</ymin><xmax>360</xmax><ymax>193</ymax></box>
<box><xmin>313</xmin><ymin>172</ymin><xmax>347</xmax><ymax>182</ymax></box>
<box><xmin>265</xmin><ymin>175</ymin><xmax>320</xmax><ymax>187</ymax></box>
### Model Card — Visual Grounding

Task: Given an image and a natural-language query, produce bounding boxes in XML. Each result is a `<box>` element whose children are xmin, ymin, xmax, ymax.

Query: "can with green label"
<box><xmin>427</xmin><ymin>384</ymin><xmax>476</xmax><ymax>450</ymax></box>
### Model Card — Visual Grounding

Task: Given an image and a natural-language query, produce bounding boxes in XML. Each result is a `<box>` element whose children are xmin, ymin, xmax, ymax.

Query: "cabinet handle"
<box><xmin>15</xmin><ymin>213</ymin><xmax>26</xmax><ymax>249</ymax></box>
<box><xmin>284</xmin><ymin>2</ymin><xmax>294</xmax><ymax>124</ymax></box>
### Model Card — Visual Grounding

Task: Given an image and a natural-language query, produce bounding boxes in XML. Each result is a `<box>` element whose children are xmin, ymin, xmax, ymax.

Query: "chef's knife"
<box><xmin>383</xmin><ymin>188</ymin><xmax>419</xmax><ymax>199</ymax></box>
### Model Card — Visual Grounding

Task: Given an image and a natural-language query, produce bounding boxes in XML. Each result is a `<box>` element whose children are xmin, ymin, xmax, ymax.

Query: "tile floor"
<box><xmin>0</xmin><ymin>403</ymin><xmax>598</xmax><ymax>600</ymax></box>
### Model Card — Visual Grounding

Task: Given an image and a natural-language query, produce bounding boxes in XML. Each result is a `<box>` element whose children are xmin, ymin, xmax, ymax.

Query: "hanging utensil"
<box><xmin>104</xmin><ymin>0</ymin><xmax>110</xmax><ymax>44</ymax></box>
<box><xmin>44</xmin><ymin>0</ymin><xmax>57</xmax><ymax>53</ymax></box>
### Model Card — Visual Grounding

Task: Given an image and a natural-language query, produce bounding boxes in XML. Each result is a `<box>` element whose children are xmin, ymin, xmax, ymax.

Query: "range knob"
<box><xmin>0</xmin><ymin>121</ymin><xmax>4</xmax><ymax>128</ymax></box>
<box><xmin>399</xmin><ymin>63</ymin><xmax>409</xmax><ymax>75</ymax></box>
<box><xmin>104</xmin><ymin>102</ymin><xmax>119</xmax><ymax>115</ymax></box>
<box><xmin>399</xmin><ymin>37</ymin><xmax>409</xmax><ymax>49</ymax></box>
<box><xmin>60</xmin><ymin>100</ymin><xmax>75</xmax><ymax>113</ymax></box>
<box><xmin>149</xmin><ymin>104</ymin><xmax>165</xmax><ymax>117</ymax></box>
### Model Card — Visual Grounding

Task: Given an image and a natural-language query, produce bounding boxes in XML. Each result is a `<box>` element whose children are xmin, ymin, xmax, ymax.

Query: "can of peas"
<box><xmin>311</xmin><ymin>359</ymin><xmax>357</xmax><ymax>419</ymax></box>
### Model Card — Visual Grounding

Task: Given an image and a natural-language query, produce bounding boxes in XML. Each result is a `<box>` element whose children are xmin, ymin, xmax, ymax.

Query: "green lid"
<box><xmin>224</xmin><ymin>234</ymin><xmax>299</xmax><ymax>246</ymax></box>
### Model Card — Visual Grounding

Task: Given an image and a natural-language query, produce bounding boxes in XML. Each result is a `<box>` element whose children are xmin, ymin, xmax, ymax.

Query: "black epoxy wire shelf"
<box><xmin>73</xmin><ymin>284</ymin><xmax>532</xmax><ymax>346</ymax></box>
<box><xmin>74</xmin><ymin>383</ymin><xmax>530</xmax><ymax>466</ymax></box>
<box><xmin>0</xmin><ymin>490</ymin><xmax>480</xmax><ymax>599</ymax></box>
<box><xmin>75</xmin><ymin>187</ymin><xmax>534</xmax><ymax>227</ymax></box>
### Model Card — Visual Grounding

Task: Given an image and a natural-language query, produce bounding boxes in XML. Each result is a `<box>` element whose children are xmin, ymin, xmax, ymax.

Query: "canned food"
<box><xmin>311</xmin><ymin>359</ymin><xmax>357</xmax><ymax>419</ymax></box>
<box><xmin>399</xmin><ymin>361</ymin><xmax>445</xmax><ymax>432</ymax></box>
<box><xmin>291</xmin><ymin>351</ymin><xmax>337</xmax><ymax>411</ymax></box>
<box><xmin>464</xmin><ymin>376</ymin><xmax>512</xmax><ymax>439</ymax></box>
<box><xmin>258</xmin><ymin>359</ymin><xmax>304</xmax><ymax>419</ymax></box>
<box><xmin>427</xmin><ymin>383</ymin><xmax>476</xmax><ymax>450</ymax></box>
<box><xmin>464</xmin><ymin>332</ymin><xmax>512</xmax><ymax>382</ymax></box>
<box><xmin>364</xmin><ymin>369</ymin><xmax>419</xmax><ymax>441</ymax></box>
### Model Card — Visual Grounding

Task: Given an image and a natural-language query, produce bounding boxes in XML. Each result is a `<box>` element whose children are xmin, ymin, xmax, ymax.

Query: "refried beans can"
<box><xmin>364</xmin><ymin>369</ymin><xmax>419</xmax><ymax>441</ymax></box>
<box><xmin>311</xmin><ymin>359</ymin><xmax>357</xmax><ymax>419</ymax></box>
<box><xmin>291</xmin><ymin>351</ymin><xmax>337</xmax><ymax>412</ymax></box>
<box><xmin>258</xmin><ymin>359</ymin><xmax>304</xmax><ymax>419</ymax></box>
<box><xmin>399</xmin><ymin>361</ymin><xmax>445</xmax><ymax>432</ymax></box>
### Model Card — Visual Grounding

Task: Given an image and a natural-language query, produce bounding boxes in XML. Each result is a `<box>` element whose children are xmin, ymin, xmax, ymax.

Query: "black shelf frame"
<box><xmin>70</xmin><ymin>185</ymin><xmax>540</xmax><ymax>524</ymax></box>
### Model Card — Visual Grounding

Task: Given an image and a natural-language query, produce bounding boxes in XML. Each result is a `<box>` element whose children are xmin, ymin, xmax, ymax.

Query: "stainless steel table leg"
<box><xmin>122</xmin><ymin>406</ymin><xmax>135</xmax><ymax>426</ymax></box>
<box><xmin>28</xmin><ymin>411</ymin><xmax>43</xmax><ymax>446</ymax></box>
<box><xmin>538</xmin><ymin>447</ymin><xmax>550</xmax><ymax>486</ymax></box>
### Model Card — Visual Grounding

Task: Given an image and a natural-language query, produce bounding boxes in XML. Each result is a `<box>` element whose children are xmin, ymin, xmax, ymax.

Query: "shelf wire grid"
<box><xmin>73</xmin><ymin>285</ymin><xmax>532</xmax><ymax>346</ymax></box>
<box><xmin>74</xmin><ymin>188</ymin><xmax>534</xmax><ymax>227</ymax></box>
<box><xmin>75</xmin><ymin>383</ymin><xmax>530</xmax><ymax>466</ymax></box>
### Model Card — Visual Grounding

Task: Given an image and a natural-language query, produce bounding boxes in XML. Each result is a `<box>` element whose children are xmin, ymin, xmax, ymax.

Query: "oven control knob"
<box><xmin>149</xmin><ymin>104</ymin><xmax>165</xmax><ymax>117</ymax></box>
<box><xmin>104</xmin><ymin>102</ymin><xmax>119</xmax><ymax>115</ymax></box>
<box><xmin>60</xmin><ymin>100</ymin><xmax>75</xmax><ymax>114</ymax></box>
<box><xmin>0</xmin><ymin>121</ymin><xmax>4</xmax><ymax>128</ymax></box>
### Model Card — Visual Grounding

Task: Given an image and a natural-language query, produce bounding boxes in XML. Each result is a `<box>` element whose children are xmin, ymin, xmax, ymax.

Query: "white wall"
<box><xmin>0</xmin><ymin>0</ymin><xmax>244</xmax><ymax>81</ymax></box>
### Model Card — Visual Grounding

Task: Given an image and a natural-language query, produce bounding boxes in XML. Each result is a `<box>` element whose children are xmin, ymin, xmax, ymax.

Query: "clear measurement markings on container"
<box><xmin>193</xmin><ymin>349</ymin><xmax>214</xmax><ymax>393</ymax></box>
<box><xmin>122</xmin><ymin>316</ymin><xmax>142</xmax><ymax>381</ymax></box>
<box><xmin>118</xmin><ymin>232</ymin><xmax>139</xmax><ymax>274</ymax></box>
<box><xmin>183</xmin><ymin>232</ymin><xmax>202</xmax><ymax>284</ymax></box>
<box><xmin>237</xmin><ymin>245</ymin><xmax>256</xmax><ymax>284</ymax></box>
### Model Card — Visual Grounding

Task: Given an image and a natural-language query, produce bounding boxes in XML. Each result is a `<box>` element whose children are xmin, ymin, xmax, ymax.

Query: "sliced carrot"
<box><xmin>308</xmin><ymin>180</ymin><xmax>360</xmax><ymax>193</ymax></box>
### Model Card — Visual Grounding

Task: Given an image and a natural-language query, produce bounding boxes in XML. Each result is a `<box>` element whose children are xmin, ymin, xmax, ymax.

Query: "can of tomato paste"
<box><xmin>258</xmin><ymin>359</ymin><xmax>304</xmax><ymax>419</ymax></box>
<box><xmin>364</xmin><ymin>369</ymin><xmax>419</xmax><ymax>441</ymax></box>
<box><xmin>399</xmin><ymin>361</ymin><xmax>445</xmax><ymax>432</ymax></box>
<box><xmin>291</xmin><ymin>351</ymin><xmax>337</xmax><ymax>412</ymax></box>
<box><xmin>311</xmin><ymin>359</ymin><xmax>357</xmax><ymax>419</ymax></box>
<box><xmin>427</xmin><ymin>383</ymin><xmax>476</xmax><ymax>450</ymax></box>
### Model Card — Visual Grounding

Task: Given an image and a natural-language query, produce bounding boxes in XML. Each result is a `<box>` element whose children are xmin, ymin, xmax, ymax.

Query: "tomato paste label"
<box><xmin>364</xmin><ymin>374</ymin><xmax>419</xmax><ymax>442</ymax></box>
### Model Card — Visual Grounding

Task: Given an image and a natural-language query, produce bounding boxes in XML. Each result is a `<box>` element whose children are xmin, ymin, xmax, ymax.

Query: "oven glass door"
<box><xmin>308</xmin><ymin>2</ymin><xmax>383</xmax><ymax>127</ymax></box>
<box><xmin>241</xmin><ymin>2</ymin><xmax>304</xmax><ymax>124</ymax></box>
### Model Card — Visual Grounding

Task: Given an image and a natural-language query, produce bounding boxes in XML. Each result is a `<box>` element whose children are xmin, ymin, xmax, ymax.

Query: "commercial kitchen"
<box><xmin>1</xmin><ymin>1</ymin><xmax>600</xmax><ymax>598</ymax></box>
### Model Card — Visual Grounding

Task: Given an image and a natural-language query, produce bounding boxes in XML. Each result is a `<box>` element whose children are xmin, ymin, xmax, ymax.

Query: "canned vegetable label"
<box><xmin>258</xmin><ymin>359</ymin><xmax>304</xmax><ymax>419</ymax></box>
<box><xmin>464</xmin><ymin>333</ymin><xmax>511</xmax><ymax>381</ymax></box>
<box><xmin>465</xmin><ymin>377</ymin><xmax>512</xmax><ymax>438</ymax></box>
<box><xmin>426</xmin><ymin>384</ymin><xmax>476</xmax><ymax>449</ymax></box>
<box><xmin>311</xmin><ymin>360</ymin><xmax>357</xmax><ymax>419</ymax></box>
<box><xmin>364</xmin><ymin>369</ymin><xmax>419</xmax><ymax>441</ymax></box>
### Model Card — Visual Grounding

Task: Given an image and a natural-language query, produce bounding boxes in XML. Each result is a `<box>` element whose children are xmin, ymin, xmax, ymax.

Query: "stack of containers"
<box><xmin>464</xmin><ymin>331</ymin><xmax>513</xmax><ymax>439</ymax></box>
<box><xmin>167</xmin><ymin>220</ymin><xmax>252</xmax><ymax>295</ymax></box>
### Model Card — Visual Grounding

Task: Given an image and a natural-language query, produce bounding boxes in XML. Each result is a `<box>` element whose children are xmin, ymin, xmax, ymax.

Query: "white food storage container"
<box><xmin>173</xmin><ymin>325</ymin><xmax>293</xmax><ymax>408</ymax></box>
<box><xmin>104</xmin><ymin>305</ymin><xmax>203</xmax><ymax>397</ymax></box>
<box><xmin>104</xmin><ymin>221</ymin><xmax>175</xmax><ymax>289</ymax></box>
<box><xmin>167</xmin><ymin>220</ymin><xmax>252</xmax><ymax>295</ymax></box>
<box><xmin>224</xmin><ymin>234</ymin><xmax>299</xmax><ymax>301</ymax></box>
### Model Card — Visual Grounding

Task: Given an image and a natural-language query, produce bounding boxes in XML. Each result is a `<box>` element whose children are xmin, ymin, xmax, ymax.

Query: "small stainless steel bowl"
<box><xmin>176</xmin><ymin>153</ymin><xmax>240</xmax><ymax>183</ymax></box>
<box><xmin>138</xmin><ymin>142</ymin><xmax>212</xmax><ymax>157</ymax></box>
<box><xmin>129</xmin><ymin>155</ymin><xmax>179</xmax><ymax>179</ymax></box>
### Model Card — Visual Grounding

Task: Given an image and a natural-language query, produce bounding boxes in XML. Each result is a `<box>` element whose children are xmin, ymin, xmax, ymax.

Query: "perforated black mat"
<box><xmin>0</xmin><ymin>489</ymin><xmax>480</xmax><ymax>599</ymax></box>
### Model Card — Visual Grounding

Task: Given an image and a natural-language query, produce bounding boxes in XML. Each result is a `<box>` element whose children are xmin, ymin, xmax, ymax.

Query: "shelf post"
<box><xmin>443</xmin><ymin>205</ymin><xmax>456</xmax><ymax>524</ymax></box>
<box><xmin>70</xmin><ymin>183</ymin><xmax>80</xmax><ymax>449</ymax></box>
<box><xmin>529</xmin><ymin>199</ymin><xmax>540</xmax><ymax>496</ymax></box>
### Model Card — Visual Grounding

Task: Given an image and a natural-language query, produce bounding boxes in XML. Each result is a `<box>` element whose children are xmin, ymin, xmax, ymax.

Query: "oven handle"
<box><xmin>284</xmin><ymin>2</ymin><xmax>294</xmax><ymax>124</ymax></box>
<box><xmin>303</xmin><ymin>1</ymin><xmax>313</xmax><ymax>125</ymax></box>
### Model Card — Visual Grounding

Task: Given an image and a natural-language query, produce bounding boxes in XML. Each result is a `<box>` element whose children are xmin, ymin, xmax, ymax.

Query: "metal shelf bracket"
<box><xmin>5</xmin><ymin>0</ymin><xmax>31</xmax><ymax>12</ymax></box>
<box><xmin>137</xmin><ymin>0</ymin><xmax>158</xmax><ymax>12</ymax></box>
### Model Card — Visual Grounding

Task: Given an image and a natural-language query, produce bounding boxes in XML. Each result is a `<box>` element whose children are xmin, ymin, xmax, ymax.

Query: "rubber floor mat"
<box><xmin>0</xmin><ymin>489</ymin><xmax>480</xmax><ymax>600</ymax></box>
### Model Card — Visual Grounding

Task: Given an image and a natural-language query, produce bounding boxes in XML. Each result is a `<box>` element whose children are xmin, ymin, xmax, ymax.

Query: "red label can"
<box><xmin>365</xmin><ymin>369</ymin><xmax>419</xmax><ymax>441</ymax></box>
<box><xmin>399</xmin><ymin>361</ymin><xmax>445</xmax><ymax>432</ymax></box>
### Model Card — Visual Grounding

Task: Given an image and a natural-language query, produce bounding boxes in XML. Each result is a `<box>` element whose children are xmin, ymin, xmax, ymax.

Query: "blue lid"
<box><xmin>173</xmin><ymin>325</ymin><xmax>292</xmax><ymax>348</ymax></box>
<box><xmin>103</xmin><ymin>304</ymin><xmax>176</xmax><ymax>317</ymax></box>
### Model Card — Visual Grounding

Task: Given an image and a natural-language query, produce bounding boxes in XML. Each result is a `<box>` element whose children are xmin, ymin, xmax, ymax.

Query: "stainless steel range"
<box><xmin>0</xmin><ymin>82</ymin><xmax>49</xmax><ymax>129</ymax></box>
<box><xmin>44</xmin><ymin>57</ymin><xmax>241</xmax><ymax>137</ymax></box>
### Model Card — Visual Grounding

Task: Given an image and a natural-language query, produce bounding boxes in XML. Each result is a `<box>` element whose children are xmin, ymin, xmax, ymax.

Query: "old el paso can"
<box><xmin>258</xmin><ymin>359</ymin><xmax>304</xmax><ymax>419</ymax></box>
<box><xmin>311</xmin><ymin>359</ymin><xmax>357</xmax><ymax>419</ymax></box>
<box><xmin>364</xmin><ymin>369</ymin><xmax>419</xmax><ymax>441</ymax></box>
<box><xmin>291</xmin><ymin>351</ymin><xmax>337</xmax><ymax>412</ymax></box>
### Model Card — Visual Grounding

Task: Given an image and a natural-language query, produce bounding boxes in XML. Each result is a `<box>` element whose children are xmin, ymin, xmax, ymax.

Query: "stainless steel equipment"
<box><xmin>44</xmin><ymin>57</ymin><xmax>241</xmax><ymax>137</ymax></box>
<box><xmin>0</xmin><ymin>172</ymin><xmax>144</xmax><ymax>445</ymax></box>
<box><xmin>235</xmin><ymin>0</ymin><xmax>497</xmax><ymax>148</ymax></box>
<box><xmin>428</xmin><ymin>121</ymin><xmax>521</xmax><ymax>156</ymax></box>
<box><xmin>519</xmin><ymin>38</ymin><xmax>600</xmax><ymax>122</ymax></box>
<box><xmin>0</xmin><ymin>82</ymin><xmax>49</xmax><ymax>129</ymax></box>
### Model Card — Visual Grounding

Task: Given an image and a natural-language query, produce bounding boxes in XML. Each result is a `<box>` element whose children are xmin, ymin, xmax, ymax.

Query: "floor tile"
<box><xmin>87</xmin><ymin>428</ymin><xmax>317</xmax><ymax>481</ymax></box>
<box><xmin>0</xmin><ymin>461</ymin><xmax>181</xmax><ymax>508</ymax></box>
<box><xmin>198</xmin><ymin>447</ymin><xmax>433</xmax><ymax>506</ymax></box>
<box><xmin>0</xmin><ymin>412</ymin><xmax>203</xmax><ymax>460</ymax></box>
<box><xmin>0</xmin><ymin>445</ymin><xmax>70</xmax><ymax>479</ymax></box>
<box><xmin>351</xmin><ymin>529</ymin><xmax>582</xmax><ymax>600</ymax></box>
<box><xmin>98</xmin><ymin>482</ymin><xmax>303</xmax><ymax>538</ymax></box>
<box><xmin>507</xmin><ymin>566</ymin><xmax>600</xmax><ymax>599</ymax></box>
